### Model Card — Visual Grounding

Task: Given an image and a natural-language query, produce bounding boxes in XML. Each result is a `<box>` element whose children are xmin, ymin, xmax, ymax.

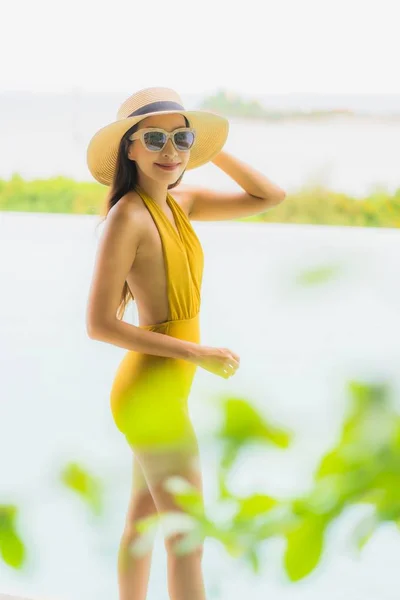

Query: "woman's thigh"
<box><xmin>127</xmin><ymin>416</ymin><xmax>204</xmax><ymax>554</ymax></box>
<box><xmin>132</xmin><ymin>436</ymin><xmax>204</xmax><ymax>517</ymax></box>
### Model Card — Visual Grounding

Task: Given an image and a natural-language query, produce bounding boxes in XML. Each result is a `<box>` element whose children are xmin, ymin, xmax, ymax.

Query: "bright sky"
<box><xmin>2</xmin><ymin>0</ymin><xmax>399</xmax><ymax>96</ymax></box>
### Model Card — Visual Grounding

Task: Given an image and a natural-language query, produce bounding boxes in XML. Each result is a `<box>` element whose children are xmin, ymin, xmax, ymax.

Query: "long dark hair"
<box><xmin>96</xmin><ymin>116</ymin><xmax>189</xmax><ymax>320</ymax></box>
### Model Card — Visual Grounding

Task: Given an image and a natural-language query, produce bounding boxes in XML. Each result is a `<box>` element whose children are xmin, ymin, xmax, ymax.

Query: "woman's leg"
<box><xmin>134</xmin><ymin>437</ymin><xmax>207</xmax><ymax>600</ymax></box>
<box><xmin>117</xmin><ymin>454</ymin><xmax>158</xmax><ymax>600</ymax></box>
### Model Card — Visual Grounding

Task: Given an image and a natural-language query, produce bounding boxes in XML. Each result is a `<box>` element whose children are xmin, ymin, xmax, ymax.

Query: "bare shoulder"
<box><xmin>116</xmin><ymin>189</ymin><xmax>145</xmax><ymax>218</ymax></box>
<box><xmin>95</xmin><ymin>192</ymin><xmax>148</xmax><ymax>260</ymax></box>
<box><xmin>109</xmin><ymin>190</ymin><xmax>147</xmax><ymax>234</ymax></box>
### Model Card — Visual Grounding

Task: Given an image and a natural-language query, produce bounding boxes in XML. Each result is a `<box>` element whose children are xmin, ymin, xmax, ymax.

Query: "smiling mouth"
<box><xmin>155</xmin><ymin>163</ymin><xmax>180</xmax><ymax>170</ymax></box>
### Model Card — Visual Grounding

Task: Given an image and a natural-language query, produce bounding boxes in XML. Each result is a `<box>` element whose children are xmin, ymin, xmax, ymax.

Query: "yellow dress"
<box><xmin>109</xmin><ymin>183</ymin><xmax>204</xmax><ymax>457</ymax></box>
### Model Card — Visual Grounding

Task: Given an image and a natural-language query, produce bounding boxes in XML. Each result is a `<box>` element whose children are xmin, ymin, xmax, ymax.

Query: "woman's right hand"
<box><xmin>187</xmin><ymin>345</ymin><xmax>240</xmax><ymax>379</ymax></box>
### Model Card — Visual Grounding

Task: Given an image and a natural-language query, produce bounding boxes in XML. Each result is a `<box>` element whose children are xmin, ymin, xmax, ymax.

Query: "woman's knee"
<box><xmin>122</xmin><ymin>513</ymin><xmax>155</xmax><ymax>546</ymax></box>
<box><xmin>123</xmin><ymin>488</ymin><xmax>158</xmax><ymax>543</ymax></box>
<box><xmin>164</xmin><ymin>531</ymin><xmax>204</xmax><ymax>559</ymax></box>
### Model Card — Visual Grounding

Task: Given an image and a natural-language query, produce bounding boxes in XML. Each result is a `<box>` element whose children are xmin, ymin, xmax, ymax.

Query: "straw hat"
<box><xmin>86</xmin><ymin>86</ymin><xmax>230</xmax><ymax>186</ymax></box>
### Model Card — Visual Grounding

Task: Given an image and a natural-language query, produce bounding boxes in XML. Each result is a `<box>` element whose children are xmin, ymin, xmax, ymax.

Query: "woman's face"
<box><xmin>127</xmin><ymin>113</ymin><xmax>191</xmax><ymax>183</ymax></box>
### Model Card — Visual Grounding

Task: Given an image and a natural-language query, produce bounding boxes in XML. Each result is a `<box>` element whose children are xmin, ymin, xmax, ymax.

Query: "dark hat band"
<box><xmin>127</xmin><ymin>100</ymin><xmax>185</xmax><ymax>119</ymax></box>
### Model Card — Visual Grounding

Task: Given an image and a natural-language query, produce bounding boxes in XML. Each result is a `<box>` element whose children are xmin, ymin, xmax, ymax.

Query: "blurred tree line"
<box><xmin>200</xmin><ymin>89</ymin><xmax>354</xmax><ymax>121</ymax></box>
<box><xmin>1</xmin><ymin>174</ymin><xmax>400</xmax><ymax>228</ymax></box>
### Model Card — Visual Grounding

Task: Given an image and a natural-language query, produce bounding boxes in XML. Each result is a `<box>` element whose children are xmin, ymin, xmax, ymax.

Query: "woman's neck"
<box><xmin>135</xmin><ymin>178</ymin><xmax>169</xmax><ymax>207</ymax></box>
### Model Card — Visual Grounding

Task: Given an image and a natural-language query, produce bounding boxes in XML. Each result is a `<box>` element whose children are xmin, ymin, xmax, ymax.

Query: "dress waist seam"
<box><xmin>138</xmin><ymin>313</ymin><xmax>199</xmax><ymax>330</ymax></box>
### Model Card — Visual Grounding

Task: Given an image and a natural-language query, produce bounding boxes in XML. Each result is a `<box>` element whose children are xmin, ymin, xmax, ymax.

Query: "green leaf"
<box><xmin>361</xmin><ymin>472</ymin><xmax>400</xmax><ymax>520</ymax></box>
<box><xmin>223</xmin><ymin>536</ymin><xmax>247</xmax><ymax>559</ymax></box>
<box><xmin>389</xmin><ymin>417</ymin><xmax>400</xmax><ymax>452</ymax></box>
<box><xmin>219</xmin><ymin>397</ymin><xmax>292</xmax><ymax>448</ymax></box>
<box><xmin>0</xmin><ymin>505</ymin><xmax>25</xmax><ymax>568</ymax></box>
<box><xmin>302</xmin><ymin>477</ymin><xmax>341</xmax><ymax>515</ymax></box>
<box><xmin>284</xmin><ymin>515</ymin><xmax>326</xmax><ymax>581</ymax></box>
<box><xmin>60</xmin><ymin>462</ymin><xmax>103</xmax><ymax>515</ymax></box>
<box><xmin>234</xmin><ymin>493</ymin><xmax>277</xmax><ymax>522</ymax></box>
<box><xmin>316</xmin><ymin>449</ymin><xmax>348</xmax><ymax>479</ymax></box>
<box><xmin>0</xmin><ymin>504</ymin><xmax>17</xmax><ymax>532</ymax></box>
<box><xmin>246</xmin><ymin>546</ymin><xmax>261</xmax><ymax>573</ymax></box>
<box><xmin>352</xmin><ymin>513</ymin><xmax>377</xmax><ymax>552</ymax></box>
<box><xmin>163</xmin><ymin>476</ymin><xmax>205</xmax><ymax>519</ymax></box>
<box><xmin>347</xmin><ymin>381</ymin><xmax>389</xmax><ymax>417</ymax></box>
<box><xmin>217</xmin><ymin>469</ymin><xmax>234</xmax><ymax>500</ymax></box>
<box><xmin>0</xmin><ymin>530</ymin><xmax>25</xmax><ymax>568</ymax></box>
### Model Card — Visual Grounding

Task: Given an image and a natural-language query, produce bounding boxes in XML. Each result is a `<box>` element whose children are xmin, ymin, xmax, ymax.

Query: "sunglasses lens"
<box><xmin>143</xmin><ymin>131</ymin><xmax>167</xmax><ymax>151</ymax></box>
<box><xmin>143</xmin><ymin>130</ymin><xmax>195</xmax><ymax>151</ymax></box>
<box><xmin>174</xmin><ymin>131</ymin><xmax>195</xmax><ymax>150</ymax></box>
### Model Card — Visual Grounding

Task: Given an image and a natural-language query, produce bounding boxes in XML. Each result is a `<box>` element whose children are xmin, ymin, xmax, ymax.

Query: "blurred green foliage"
<box><xmin>215</xmin><ymin>396</ymin><xmax>293</xmax><ymax>472</ymax></box>
<box><xmin>201</xmin><ymin>90</ymin><xmax>274</xmax><ymax>120</ymax></box>
<box><xmin>145</xmin><ymin>380</ymin><xmax>400</xmax><ymax>582</ymax></box>
<box><xmin>60</xmin><ymin>462</ymin><xmax>104</xmax><ymax>516</ymax></box>
<box><xmin>3</xmin><ymin>380</ymin><xmax>399</xmax><ymax>584</ymax></box>
<box><xmin>0</xmin><ymin>505</ymin><xmax>25</xmax><ymax>568</ymax></box>
<box><xmin>244</xmin><ymin>184</ymin><xmax>400</xmax><ymax>228</ymax></box>
<box><xmin>1</xmin><ymin>174</ymin><xmax>400</xmax><ymax>227</ymax></box>
<box><xmin>200</xmin><ymin>90</ymin><xmax>353</xmax><ymax>121</ymax></box>
<box><xmin>0</xmin><ymin>174</ymin><xmax>101</xmax><ymax>215</ymax></box>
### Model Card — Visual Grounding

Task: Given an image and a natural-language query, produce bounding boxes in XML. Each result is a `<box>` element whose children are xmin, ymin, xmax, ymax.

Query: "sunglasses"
<box><xmin>128</xmin><ymin>127</ymin><xmax>196</xmax><ymax>152</ymax></box>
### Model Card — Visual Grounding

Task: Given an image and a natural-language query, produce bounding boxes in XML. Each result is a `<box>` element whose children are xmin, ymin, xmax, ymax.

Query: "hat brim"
<box><xmin>86</xmin><ymin>109</ymin><xmax>229</xmax><ymax>186</ymax></box>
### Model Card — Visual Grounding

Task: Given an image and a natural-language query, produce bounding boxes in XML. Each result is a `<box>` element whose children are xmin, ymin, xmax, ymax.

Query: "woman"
<box><xmin>86</xmin><ymin>87</ymin><xmax>286</xmax><ymax>600</ymax></box>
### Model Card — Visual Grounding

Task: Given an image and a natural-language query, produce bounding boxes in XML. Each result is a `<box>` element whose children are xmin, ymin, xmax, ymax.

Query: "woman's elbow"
<box><xmin>86</xmin><ymin>318</ymin><xmax>113</xmax><ymax>340</ymax></box>
<box><xmin>87</xmin><ymin>322</ymin><xmax>100</xmax><ymax>339</ymax></box>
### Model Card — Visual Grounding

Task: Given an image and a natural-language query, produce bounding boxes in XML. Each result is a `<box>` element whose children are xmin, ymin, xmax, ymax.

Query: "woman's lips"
<box><xmin>155</xmin><ymin>163</ymin><xmax>180</xmax><ymax>171</ymax></box>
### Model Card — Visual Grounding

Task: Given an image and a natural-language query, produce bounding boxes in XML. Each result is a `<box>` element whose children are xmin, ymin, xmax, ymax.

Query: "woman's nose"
<box><xmin>163</xmin><ymin>137</ymin><xmax>178</xmax><ymax>157</ymax></box>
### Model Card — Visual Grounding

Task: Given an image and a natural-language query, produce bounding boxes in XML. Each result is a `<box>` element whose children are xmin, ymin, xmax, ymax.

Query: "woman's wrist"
<box><xmin>183</xmin><ymin>341</ymin><xmax>204</xmax><ymax>362</ymax></box>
